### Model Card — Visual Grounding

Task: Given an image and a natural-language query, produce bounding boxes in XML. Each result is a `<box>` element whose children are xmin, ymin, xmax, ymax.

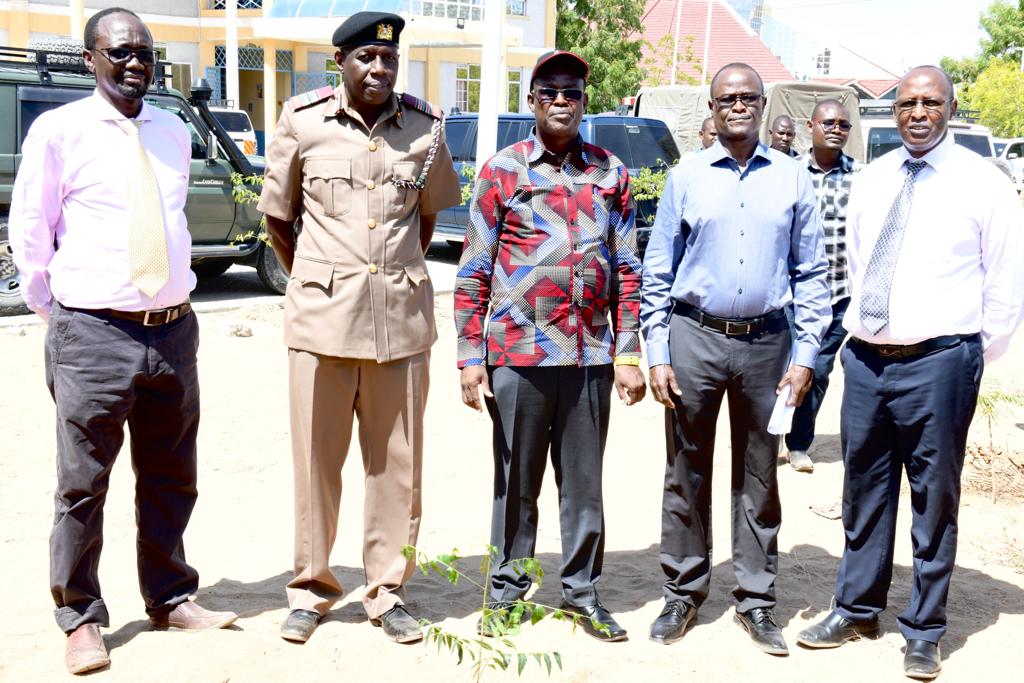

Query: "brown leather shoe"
<box><xmin>149</xmin><ymin>600</ymin><xmax>238</xmax><ymax>632</ymax></box>
<box><xmin>65</xmin><ymin>623</ymin><xmax>110</xmax><ymax>675</ymax></box>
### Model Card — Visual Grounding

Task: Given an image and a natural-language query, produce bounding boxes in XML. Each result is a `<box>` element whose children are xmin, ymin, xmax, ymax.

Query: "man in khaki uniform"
<box><xmin>256</xmin><ymin>11</ymin><xmax>461</xmax><ymax>645</ymax></box>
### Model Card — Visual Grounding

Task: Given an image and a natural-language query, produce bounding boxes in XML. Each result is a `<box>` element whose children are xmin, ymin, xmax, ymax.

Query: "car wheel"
<box><xmin>0</xmin><ymin>220</ymin><xmax>31</xmax><ymax>317</ymax></box>
<box><xmin>192</xmin><ymin>260</ymin><xmax>232</xmax><ymax>278</ymax></box>
<box><xmin>256</xmin><ymin>243</ymin><xmax>288</xmax><ymax>294</ymax></box>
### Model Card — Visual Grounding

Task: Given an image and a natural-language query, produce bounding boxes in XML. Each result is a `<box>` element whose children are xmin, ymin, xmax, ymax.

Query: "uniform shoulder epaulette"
<box><xmin>400</xmin><ymin>92</ymin><xmax>443</xmax><ymax>119</ymax></box>
<box><xmin>287</xmin><ymin>85</ymin><xmax>335</xmax><ymax>112</ymax></box>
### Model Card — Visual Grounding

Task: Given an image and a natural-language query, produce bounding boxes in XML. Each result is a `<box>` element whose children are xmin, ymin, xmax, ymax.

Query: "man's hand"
<box><xmin>649</xmin><ymin>364</ymin><xmax>682</xmax><ymax>408</ymax></box>
<box><xmin>460</xmin><ymin>366</ymin><xmax>493</xmax><ymax>412</ymax></box>
<box><xmin>614</xmin><ymin>365</ymin><xmax>647</xmax><ymax>406</ymax></box>
<box><xmin>777</xmin><ymin>364</ymin><xmax>813</xmax><ymax>406</ymax></box>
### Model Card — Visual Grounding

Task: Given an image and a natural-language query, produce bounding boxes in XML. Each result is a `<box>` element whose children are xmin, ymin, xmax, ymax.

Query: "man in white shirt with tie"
<box><xmin>796</xmin><ymin>65</ymin><xmax>1024</xmax><ymax>680</ymax></box>
<box><xmin>9</xmin><ymin>7</ymin><xmax>236</xmax><ymax>675</ymax></box>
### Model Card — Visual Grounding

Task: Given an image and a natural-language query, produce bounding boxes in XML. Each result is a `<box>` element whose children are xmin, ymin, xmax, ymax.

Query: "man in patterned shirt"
<box><xmin>454</xmin><ymin>50</ymin><xmax>646</xmax><ymax>642</ymax></box>
<box><xmin>785</xmin><ymin>99</ymin><xmax>861</xmax><ymax>472</ymax></box>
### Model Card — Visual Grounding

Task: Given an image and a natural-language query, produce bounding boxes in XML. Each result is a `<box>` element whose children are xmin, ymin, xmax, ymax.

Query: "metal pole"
<box><xmin>670</xmin><ymin>0</ymin><xmax>684</xmax><ymax>86</ymax></box>
<box><xmin>226</xmin><ymin>0</ymin><xmax>240</xmax><ymax>108</ymax></box>
<box><xmin>701</xmin><ymin>0</ymin><xmax>713</xmax><ymax>85</ymax></box>
<box><xmin>475</xmin><ymin>0</ymin><xmax>504</xmax><ymax>173</ymax></box>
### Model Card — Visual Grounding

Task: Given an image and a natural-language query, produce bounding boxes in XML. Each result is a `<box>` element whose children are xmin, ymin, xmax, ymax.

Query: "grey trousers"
<box><xmin>485</xmin><ymin>365</ymin><xmax>613</xmax><ymax>606</ymax></box>
<box><xmin>660</xmin><ymin>312</ymin><xmax>790</xmax><ymax>613</ymax></box>
<box><xmin>46</xmin><ymin>303</ymin><xmax>201</xmax><ymax>633</ymax></box>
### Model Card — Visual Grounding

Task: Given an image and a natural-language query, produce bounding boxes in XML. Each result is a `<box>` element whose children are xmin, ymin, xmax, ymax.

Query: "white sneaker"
<box><xmin>788</xmin><ymin>450</ymin><xmax>814</xmax><ymax>472</ymax></box>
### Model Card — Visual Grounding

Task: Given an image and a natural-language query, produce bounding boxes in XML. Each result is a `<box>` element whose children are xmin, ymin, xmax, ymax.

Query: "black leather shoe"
<box><xmin>477</xmin><ymin>601</ymin><xmax>520</xmax><ymax>638</ymax></box>
<box><xmin>373</xmin><ymin>605</ymin><xmax>423</xmax><ymax>644</ymax></box>
<box><xmin>734</xmin><ymin>607</ymin><xmax>789</xmax><ymax>656</ymax></box>
<box><xmin>904</xmin><ymin>639</ymin><xmax>941</xmax><ymax>680</ymax></box>
<box><xmin>649</xmin><ymin>600</ymin><xmax>697</xmax><ymax>645</ymax></box>
<box><xmin>280</xmin><ymin>609</ymin><xmax>320</xmax><ymax>643</ymax></box>
<box><xmin>797</xmin><ymin>611</ymin><xmax>880</xmax><ymax>649</ymax></box>
<box><xmin>560</xmin><ymin>601</ymin><xmax>627</xmax><ymax>642</ymax></box>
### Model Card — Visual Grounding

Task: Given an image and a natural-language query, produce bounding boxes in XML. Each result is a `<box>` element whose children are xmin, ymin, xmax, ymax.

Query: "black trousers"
<box><xmin>46</xmin><ymin>303</ymin><xmax>201</xmax><ymax>633</ymax></box>
<box><xmin>485</xmin><ymin>365</ymin><xmax>613</xmax><ymax>606</ymax></box>
<box><xmin>660</xmin><ymin>313</ymin><xmax>790</xmax><ymax>613</ymax></box>
<box><xmin>835</xmin><ymin>336</ymin><xmax>982</xmax><ymax>643</ymax></box>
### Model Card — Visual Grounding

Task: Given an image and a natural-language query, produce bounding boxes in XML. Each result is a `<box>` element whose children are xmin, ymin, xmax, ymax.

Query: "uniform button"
<box><xmin>368</xmin><ymin>218</ymin><xmax>377</xmax><ymax>229</ymax></box>
<box><xmin>739</xmin><ymin>259</ymin><xmax>744</xmax><ymax>264</ymax></box>
<box><xmin>367</xmin><ymin>180</ymin><xmax>376</xmax><ymax>190</ymax></box>
<box><xmin>740</xmin><ymin>230</ymin><xmax>745</xmax><ymax>236</ymax></box>
<box><xmin>369</xmin><ymin>142</ymin><xmax>378</xmax><ymax>151</ymax></box>
<box><xmin>369</xmin><ymin>263</ymin><xmax>378</xmax><ymax>274</ymax></box>
<box><xmin>740</xmin><ymin>202</ymin><xmax>745</xmax><ymax>208</ymax></box>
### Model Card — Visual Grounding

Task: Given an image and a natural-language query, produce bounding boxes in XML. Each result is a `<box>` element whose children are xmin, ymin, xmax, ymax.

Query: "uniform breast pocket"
<box><xmin>305</xmin><ymin>158</ymin><xmax>352</xmax><ymax>217</ymax></box>
<box><xmin>389</xmin><ymin>161</ymin><xmax>420</xmax><ymax>215</ymax></box>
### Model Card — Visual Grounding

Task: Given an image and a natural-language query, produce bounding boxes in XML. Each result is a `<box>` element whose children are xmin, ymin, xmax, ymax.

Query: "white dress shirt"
<box><xmin>844</xmin><ymin>133</ymin><xmax>1024</xmax><ymax>362</ymax></box>
<box><xmin>9</xmin><ymin>90</ymin><xmax>195</xmax><ymax>320</ymax></box>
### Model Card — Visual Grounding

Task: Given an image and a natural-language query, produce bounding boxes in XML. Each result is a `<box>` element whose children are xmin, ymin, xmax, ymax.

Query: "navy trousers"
<box><xmin>785</xmin><ymin>297</ymin><xmax>849</xmax><ymax>452</ymax></box>
<box><xmin>834</xmin><ymin>336</ymin><xmax>983</xmax><ymax>643</ymax></box>
<box><xmin>485</xmin><ymin>365</ymin><xmax>613</xmax><ymax>607</ymax></box>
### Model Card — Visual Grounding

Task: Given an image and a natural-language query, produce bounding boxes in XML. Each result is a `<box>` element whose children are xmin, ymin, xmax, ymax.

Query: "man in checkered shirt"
<box><xmin>785</xmin><ymin>99</ymin><xmax>862</xmax><ymax>473</ymax></box>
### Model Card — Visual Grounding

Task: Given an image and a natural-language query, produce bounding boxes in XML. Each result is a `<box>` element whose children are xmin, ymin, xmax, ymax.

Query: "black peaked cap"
<box><xmin>332</xmin><ymin>11</ymin><xmax>404</xmax><ymax>48</ymax></box>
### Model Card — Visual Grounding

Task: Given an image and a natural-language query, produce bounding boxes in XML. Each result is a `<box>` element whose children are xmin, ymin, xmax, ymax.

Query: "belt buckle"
<box><xmin>724</xmin><ymin>320</ymin><xmax>750</xmax><ymax>336</ymax></box>
<box><xmin>143</xmin><ymin>308</ymin><xmax>171</xmax><ymax>326</ymax></box>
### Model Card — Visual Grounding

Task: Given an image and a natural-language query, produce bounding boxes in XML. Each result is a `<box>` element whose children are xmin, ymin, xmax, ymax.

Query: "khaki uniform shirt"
<box><xmin>258</xmin><ymin>86</ymin><xmax>461</xmax><ymax>362</ymax></box>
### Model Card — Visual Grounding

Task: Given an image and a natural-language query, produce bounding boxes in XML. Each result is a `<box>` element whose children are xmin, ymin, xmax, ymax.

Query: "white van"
<box><xmin>209</xmin><ymin>106</ymin><xmax>257</xmax><ymax>156</ymax></box>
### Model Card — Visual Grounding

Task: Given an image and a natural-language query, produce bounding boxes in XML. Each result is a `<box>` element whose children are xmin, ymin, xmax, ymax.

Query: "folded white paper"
<box><xmin>768</xmin><ymin>384</ymin><xmax>794</xmax><ymax>435</ymax></box>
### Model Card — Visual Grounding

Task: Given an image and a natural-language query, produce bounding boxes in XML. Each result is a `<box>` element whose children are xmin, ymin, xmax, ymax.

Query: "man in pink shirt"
<box><xmin>9</xmin><ymin>7</ymin><xmax>236</xmax><ymax>675</ymax></box>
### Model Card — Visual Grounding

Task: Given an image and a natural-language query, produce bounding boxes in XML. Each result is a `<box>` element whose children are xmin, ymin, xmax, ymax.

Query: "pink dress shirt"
<box><xmin>9</xmin><ymin>90</ymin><xmax>195</xmax><ymax>320</ymax></box>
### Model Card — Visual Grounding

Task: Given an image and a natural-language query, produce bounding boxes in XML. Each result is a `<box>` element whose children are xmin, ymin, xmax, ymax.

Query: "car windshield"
<box><xmin>868</xmin><ymin>127</ymin><xmax>994</xmax><ymax>161</ymax></box>
<box><xmin>212</xmin><ymin>111</ymin><xmax>252</xmax><ymax>133</ymax></box>
<box><xmin>953</xmin><ymin>132</ymin><xmax>992</xmax><ymax>157</ymax></box>
<box><xmin>594</xmin><ymin>122</ymin><xmax>679</xmax><ymax>170</ymax></box>
<box><xmin>995</xmin><ymin>141</ymin><xmax>1007</xmax><ymax>156</ymax></box>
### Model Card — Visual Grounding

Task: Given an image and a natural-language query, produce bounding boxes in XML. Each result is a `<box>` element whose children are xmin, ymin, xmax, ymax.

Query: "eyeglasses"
<box><xmin>533</xmin><ymin>87</ymin><xmax>585</xmax><ymax>104</ymax></box>
<box><xmin>894</xmin><ymin>98</ymin><xmax>948</xmax><ymax>113</ymax></box>
<box><xmin>95</xmin><ymin>47</ymin><xmax>157</xmax><ymax>66</ymax></box>
<box><xmin>713</xmin><ymin>93</ymin><xmax>763</xmax><ymax>109</ymax></box>
<box><xmin>815</xmin><ymin>119</ymin><xmax>852</xmax><ymax>132</ymax></box>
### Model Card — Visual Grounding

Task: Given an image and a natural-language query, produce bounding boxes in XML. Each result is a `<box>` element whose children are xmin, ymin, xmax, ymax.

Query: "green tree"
<box><xmin>964</xmin><ymin>58</ymin><xmax>1024</xmax><ymax>137</ymax></box>
<box><xmin>555</xmin><ymin>0</ymin><xmax>647</xmax><ymax>113</ymax></box>
<box><xmin>941</xmin><ymin>1</ymin><xmax>1024</xmax><ymax>100</ymax></box>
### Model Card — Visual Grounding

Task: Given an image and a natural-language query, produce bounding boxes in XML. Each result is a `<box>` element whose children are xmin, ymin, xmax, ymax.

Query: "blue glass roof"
<box><xmin>268</xmin><ymin>0</ymin><xmax>404</xmax><ymax>18</ymax></box>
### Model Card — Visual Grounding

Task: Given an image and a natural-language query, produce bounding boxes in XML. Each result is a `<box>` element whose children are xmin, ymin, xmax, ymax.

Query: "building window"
<box><xmin>507</xmin><ymin>68</ymin><xmax>521</xmax><ymax>113</ymax></box>
<box><xmin>507</xmin><ymin>0</ymin><xmax>527</xmax><ymax>16</ymax></box>
<box><xmin>456</xmin><ymin>64</ymin><xmax>481</xmax><ymax>113</ymax></box>
<box><xmin>412</xmin><ymin>0</ymin><xmax>485</xmax><ymax>21</ymax></box>
<box><xmin>815</xmin><ymin>48</ymin><xmax>831</xmax><ymax>76</ymax></box>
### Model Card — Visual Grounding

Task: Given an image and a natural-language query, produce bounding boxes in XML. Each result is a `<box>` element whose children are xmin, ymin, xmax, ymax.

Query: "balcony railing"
<box><xmin>210</xmin><ymin>0</ymin><xmax>263</xmax><ymax>9</ymax></box>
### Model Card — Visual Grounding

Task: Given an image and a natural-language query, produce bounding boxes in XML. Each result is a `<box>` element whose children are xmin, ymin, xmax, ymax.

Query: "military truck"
<box><xmin>0</xmin><ymin>45</ymin><xmax>283</xmax><ymax>316</ymax></box>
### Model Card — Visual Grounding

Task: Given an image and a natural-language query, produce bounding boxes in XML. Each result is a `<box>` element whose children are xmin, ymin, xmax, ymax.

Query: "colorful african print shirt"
<box><xmin>454</xmin><ymin>131</ymin><xmax>642</xmax><ymax>368</ymax></box>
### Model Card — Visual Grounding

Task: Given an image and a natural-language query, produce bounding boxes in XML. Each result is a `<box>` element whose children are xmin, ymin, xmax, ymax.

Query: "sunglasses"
<box><xmin>533</xmin><ymin>87</ymin><xmax>585</xmax><ymax>104</ymax></box>
<box><xmin>95</xmin><ymin>47</ymin><xmax>157</xmax><ymax>66</ymax></box>
<box><xmin>816</xmin><ymin>119</ymin><xmax>852</xmax><ymax>132</ymax></box>
<box><xmin>713</xmin><ymin>93</ymin><xmax>763</xmax><ymax>109</ymax></box>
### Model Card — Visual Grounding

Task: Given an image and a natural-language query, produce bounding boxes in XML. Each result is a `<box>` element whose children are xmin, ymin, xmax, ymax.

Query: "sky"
<box><xmin>765</xmin><ymin>0</ymin><xmax>993</xmax><ymax>75</ymax></box>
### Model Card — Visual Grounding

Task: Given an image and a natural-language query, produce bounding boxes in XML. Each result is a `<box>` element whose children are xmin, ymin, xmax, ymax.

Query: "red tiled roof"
<box><xmin>814</xmin><ymin>77</ymin><xmax>899</xmax><ymax>99</ymax></box>
<box><xmin>638</xmin><ymin>0</ymin><xmax>793</xmax><ymax>85</ymax></box>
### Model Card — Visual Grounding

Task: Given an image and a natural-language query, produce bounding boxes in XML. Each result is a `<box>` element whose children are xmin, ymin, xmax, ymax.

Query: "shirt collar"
<box><xmin>896</xmin><ymin>130</ymin><xmax>955</xmax><ymax>171</ymax></box>
<box><xmin>803</xmin><ymin>150</ymin><xmax>855</xmax><ymax>174</ymax></box>
<box><xmin>328</xmin><ymin>87</ymin><xmax>401</xmax><ymax>128</ymax></box>
<box><xmin>705</xmin><ymin>139</ymin><xmax>771</xmax><ymax>167</ymax></box>
<box><xmin>90</xmin><ymin>89</ymin><xmax>153</xmax><ymax>122</ymax></box>
<box><xmin>526</xmin><ymin>128</ymin><xmax>586</xmax><ymax>165</ymax></box>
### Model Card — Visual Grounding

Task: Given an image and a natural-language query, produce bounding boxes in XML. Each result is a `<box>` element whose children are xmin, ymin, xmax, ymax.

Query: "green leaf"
<box><xmin>530</xmin><ymin>604</ymin><xmax>546</xmax><ymax>625</ymax></box>
<box><xmin>517</xmin><ymin>653</ymin><xmax>527</xmax><ymax>675</ymax></box>
<box><xmin>554</xmin><ymin>652</ymin><xmax>563</xmax><ymax>670</ymax></box>
<box><xmin>543</xmin><ymin>653</ymin><xmax>552</xmax><ymax>675</ymax></box>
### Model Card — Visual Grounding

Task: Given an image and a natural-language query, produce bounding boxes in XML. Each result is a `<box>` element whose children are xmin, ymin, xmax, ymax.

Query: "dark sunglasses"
<box><xmin>713</xmin><ymin>93</ymin><xmax>763</xmax><ymax>109</ymax></box>
<box><xmin>95</xmin><ymin>47</ymin><xmax>157</xmax><ymax>66</ymax></box>
<box><xmin>534</xmin><ymin>87</ymin><xmax>585</xmax><ymax>104</ymax></box>
<box><xmin>816</xmin><ymin>119</ymin><xmax>852</xmax><ymax>132</ymax></box>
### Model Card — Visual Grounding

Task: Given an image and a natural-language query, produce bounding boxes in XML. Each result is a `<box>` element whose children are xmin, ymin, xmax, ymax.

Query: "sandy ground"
<box><xmin>1</xmin><ymin>294</ymin><xmax>1022</xmax><ymax>683</ymax></box>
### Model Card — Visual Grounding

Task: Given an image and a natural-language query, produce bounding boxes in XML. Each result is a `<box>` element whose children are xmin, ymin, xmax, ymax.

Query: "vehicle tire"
<box><xmin>256</xmin><ymin>243</ymin><xmax>288</xmax><ymax>294</ymax></box>
<box><xmin>192</xmin><ymin>260</ymin><xmax>232</xmax><ymax>278</ymax></box>
<box><xmin>0</xmin><ymin>219</ymin><xmax>31</xmax><ymax>317</ymax></box>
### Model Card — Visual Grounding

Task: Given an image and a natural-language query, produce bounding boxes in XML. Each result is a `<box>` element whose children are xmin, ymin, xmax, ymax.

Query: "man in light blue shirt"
<box><xmin>641</xmin><ymin>63</ymin><xmax>830</xmax><ymax>656</ymax></box>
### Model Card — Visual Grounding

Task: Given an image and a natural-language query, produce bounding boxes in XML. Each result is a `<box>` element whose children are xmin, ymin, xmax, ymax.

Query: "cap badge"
<box><xmin>377</xmin><ymin>23</ymin><xmax>394</xmax><ymax>41</ymax></box>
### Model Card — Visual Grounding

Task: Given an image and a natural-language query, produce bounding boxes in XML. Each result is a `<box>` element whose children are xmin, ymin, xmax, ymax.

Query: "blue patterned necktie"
<box><xmin>859</xmin><ymin>160</ymin><xmax>928</xmax><ymax>334</ymax></box>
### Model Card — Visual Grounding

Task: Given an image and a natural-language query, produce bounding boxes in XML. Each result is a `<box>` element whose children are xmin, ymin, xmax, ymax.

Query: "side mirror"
<box><xmin>1009</xmin><ymin>152</ymin><xmax>1019</xmax><ymax>160</ymax></box>
<box><xmin>206</xmin><ymin>132</ymin><xmax>219</xmax><ymax>164</ymax></box>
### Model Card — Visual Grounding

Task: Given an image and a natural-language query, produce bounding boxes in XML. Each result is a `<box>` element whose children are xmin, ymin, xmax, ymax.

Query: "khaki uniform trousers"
<box><xmin>286</xmin><ymin>348</ymin><xmax>428</xmax><ymax>619</ymax></box>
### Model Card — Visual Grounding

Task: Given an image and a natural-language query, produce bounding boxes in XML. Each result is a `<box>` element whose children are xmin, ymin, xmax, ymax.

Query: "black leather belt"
<box><xmin>67</xmin><ymin>302</ymin><xmax>192</xmax><ymax>327</ymax></box>
<box><xmin>850</xmin><ymin>333</ymin><xmax>974</xmax><ymax>359</ymax></box>
<box><xmin>673</xmin><ymin>300</ymin><xmax>786</xmax><ymax>337</ymax></box>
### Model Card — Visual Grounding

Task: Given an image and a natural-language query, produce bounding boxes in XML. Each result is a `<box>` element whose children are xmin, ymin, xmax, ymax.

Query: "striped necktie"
<box><xmin>116</xmin><ymin>118</ymin><xmax>170</xmax><ymax>297</ymax></box>
<box><xmin>859</xmin><ymin>160</ymin><xmax>927</xmax><ymax>334</ymax></box>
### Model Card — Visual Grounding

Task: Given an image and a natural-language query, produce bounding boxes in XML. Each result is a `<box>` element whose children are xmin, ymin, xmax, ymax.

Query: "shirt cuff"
<box><xmin>646</xmin><ymin>341</ymin><xmax>671</xmax><ymax>367</ymax></box>
<box><xmin>792</xmin><ymin>342</ymin><xmax>819</xmax><ymax>369</ymax></box>
<box><xmin>458</xmin><ymin>357</ymin><xmax>485</xmax><ymax>368</ymax></box>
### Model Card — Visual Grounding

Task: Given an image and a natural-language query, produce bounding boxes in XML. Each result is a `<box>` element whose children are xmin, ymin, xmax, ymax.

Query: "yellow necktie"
<box><xmin>117</xmin><ymin>118</ymin><xmax>170</xmax><ymax>297</ymax></box>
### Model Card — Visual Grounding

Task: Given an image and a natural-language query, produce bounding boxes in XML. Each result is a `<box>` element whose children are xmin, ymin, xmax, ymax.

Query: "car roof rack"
<box><xmin>0</xmin><ymin>45</ymin><xmax>171</xmax><ymax>92</ymax></box>
<box><xmin>859</xmin><ymin>98</ymin><xmax>980</xmax><ymax>123</ymax></box>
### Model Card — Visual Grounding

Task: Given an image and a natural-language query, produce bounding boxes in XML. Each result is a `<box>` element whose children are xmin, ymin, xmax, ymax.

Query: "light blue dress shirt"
<box><xmin>640</xmin><ymin>140</ymin><xmax>831</xmax><ymax>368</ymax></box>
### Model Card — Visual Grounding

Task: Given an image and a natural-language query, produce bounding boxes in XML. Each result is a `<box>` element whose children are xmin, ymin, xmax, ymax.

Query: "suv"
<box><xmin>210</xmin><ymin>106</ymin><xmax>258</xmax><ymax>157</ymax></box>
<box><xmin>436</xmin><ymin>114</ymin><xmax>679</xmax><ymax>253</ymax></box>
<box><xmin>994</xmin><ymin>137</ymin><xmax>1024</xmax><ymax>190</ymax></box>
<box><xmin>0</xmin><ymin>46</ymin><xmax>284</xmax><ymax>316</ymax></box>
